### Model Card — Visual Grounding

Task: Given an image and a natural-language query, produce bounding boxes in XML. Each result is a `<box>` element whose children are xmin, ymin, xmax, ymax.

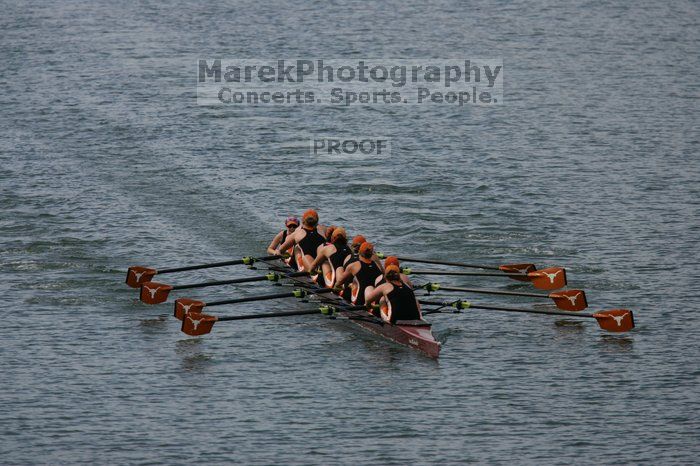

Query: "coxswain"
<box><xmin>276</xmin><ymin>209</ymin><xmax>326</xmax><ymax>272</ymax></box>
<box><xmin>267</xmin><ymin>216</ymin><xmax>299</xmax><ymax>268</ymax></box>
<box><xmin>374</xmin><ymin>256</ymin><xmax>412</xmax><ymax>287</ymax></box>
<box><xmin>308</xmin><ymin>227</ymin><xmax>352</xmax><ymax>287</ymax></box>
<box><xmin>335</xmin><ymin>242</ymin><xmax>383</xmax><ymax>305</ymax></box>
<box><xmin>365</xmin><ymin>264</ymin><xmax>422</xmax><ymax>323</ymax></box>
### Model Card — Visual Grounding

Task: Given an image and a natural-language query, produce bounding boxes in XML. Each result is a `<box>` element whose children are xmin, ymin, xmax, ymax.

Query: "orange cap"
<box><xmin>359</xmin><ymin>242</ymin><xmax>374</xmax><ymax>257</ymax></box>
<box><xmin>384</xmin><ymin>256</ymin><xmax>400</xmax><ymax>268</ymax></box>
<box><xmin>302</xmin><ymin>209</ymin><xmax>318</xmax><ymax>221</ymax></box>
<box><xmin>331</xmin><ymin>227</ymin><xmax>347</xmax><ymax>242</ymax></box>
<box><xmin>385</xmin><ymin>264</ymin><xmax>400</xmax><ymax>276</ymax></box>
<box><xmin>351</xmin><ymin>235</ymin><xmax>366</xmax><ymax>248</ymax></box>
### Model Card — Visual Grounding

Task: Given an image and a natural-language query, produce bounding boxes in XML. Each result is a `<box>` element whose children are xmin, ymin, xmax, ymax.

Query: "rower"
<box><xmin>276</xmin><ymin>209</ymin><xmax>326</xmax><ymax>272</ymax></box>
<box><xmin>335</xmin><ymin>242</ymin><xmax>382</xmax><ymax>305</ymax></box>
<box><xmin>343</xmin><ymin>234</ymin><xmax>366</xmax><ymax>265</ymax></box>
<box><xmin>267</xmin><ymin>216</ymin><xmax>299</xmax><ymax>269</ymax></box>
<box><xmin>324</xmin><ymin>225</ymin><xmax>337</xmax><ymax>243</ymax></box>
<box><xmin>308</xmin><ymin>227</ymin><xmax>352</xmax><ymax>287</ymax></box>
<box><xmin>365</xmin><ymin>265</ymin><xmax>422</xmax><ymax>323</ymax></box>
<box><xmin>374</xmin><ymin>256</ymin><xmax>412</xmax><ymax>287</ymax></box>
<box><xmin>345</xmin><ymin>235</ymin><xmax>382</xmax><ymax>268</ymax></box>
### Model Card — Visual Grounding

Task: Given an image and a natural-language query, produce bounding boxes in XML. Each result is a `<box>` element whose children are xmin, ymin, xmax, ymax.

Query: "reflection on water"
<box><xmin>597</xmin><ymin>334</ymin><xmax>635</xmax><ymax>351</ymax></box>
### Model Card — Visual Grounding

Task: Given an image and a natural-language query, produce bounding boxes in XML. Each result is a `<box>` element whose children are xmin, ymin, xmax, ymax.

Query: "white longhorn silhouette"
<box><xmin>188</xmin><ymin>315</ymin><xmax>203</xmax><ymax>330</ymax></box>
<box><xmin>542</xmin><ymin>270</ymin><xmax>561</xmax><ymax>284</ymax></box>
<box><xmin>179</xmin><ymin>303</ymin><xmax>194</xmax><ymax>313</ymax></box>
<box><xmin>564</xmin><ymin>292</ymin><xmax>580</xmax><ymax>306</ymax></box>
<box><xmin>610</xmin><ymin>313</ymin><xmax>628</xmax><ymax>327</ymax></box>
<box><xmin>132</xmin><ymin>270</ymin><xmax>146</xmax><ymax>282</ymax></box>
<box><xmin>143</xmin><ymin>285</ymin><xmax>161</xmax><ymax>299</ymax></box>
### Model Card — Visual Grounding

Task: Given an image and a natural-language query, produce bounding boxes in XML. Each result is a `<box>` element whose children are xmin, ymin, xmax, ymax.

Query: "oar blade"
<box><xmin>499</xmin><ymin>263</ymin><xmax>536</xmax><ymax>282</ymax></box>
<box><xmin>181</xmin><ymin>312</ymin><xmax>218</xmax><ymax>336</ymax></box>
<box><xmin>126</xmin><ymin>266</ymin><xmax>157</xmax><ymax>288</ymax></box>
<box><xmin>549</xmin><ymin>289</ymin><xmax>588</xmax><ymax>311</ymax></box>
<box><xmin>528</xmin><ymin>267</ymin><xmax>567</xmax><ymax>290</ymax></box>
<box><xmin>593</xmin><ymin>309</ymin><xmax>635</xmax><ymax>332</ymax></box>
<box><xmin>139</xmin><ymin>282</ymin><xmax>174</xmax><ymax>304</ymax></box>
<box><xmin>174</xmin><ymin>298</ymin><xmax>206</xmax><ymax>320</ymax></box>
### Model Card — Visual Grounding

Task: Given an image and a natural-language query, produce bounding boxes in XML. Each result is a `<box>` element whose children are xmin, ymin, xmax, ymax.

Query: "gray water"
<box><xmin>2</xmin><ymin>0</ymin><xmax>699</xmax><ymax>464</ymax></box>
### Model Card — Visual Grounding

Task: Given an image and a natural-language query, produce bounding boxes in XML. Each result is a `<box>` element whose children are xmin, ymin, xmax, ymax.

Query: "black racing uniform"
<box><xmin>329</xmin><ymin>243</ymin><xmax>352</xmax><ymax>271</ymax></box>
<box><xmin>352</xmin><ymin>260</ymin><xmax>382</xmax><ymax>305</ymax></box>
<box><xmin>386</xmin><ymin>282</ymin><xmax>420</xmax><ymax>323</ymax></box>
<box><xmin>297</xmin><ymin>227</ymin><xmax>325</xmax><ymax>259</ymax></box>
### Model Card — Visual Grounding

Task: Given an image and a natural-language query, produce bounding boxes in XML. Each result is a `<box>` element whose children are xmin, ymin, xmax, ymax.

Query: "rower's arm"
<box><xmin>267</xmin><ymin>231</ymin><xmax>284</xmax><ymax>255</ymax></box>
<box><xmin>276</xmin><ymin>232</ymin><xmax>296</xmax><ymax>253</ymax></box>
<box><xmin>335</xmin><ymin>262</ymin><xmax>357</xmax><ymax>286</ymax></box>
<box><xmin>365</xmin><ymin>284</ymin><xmax>388</xmax><ymax>305</ymax></box>
<box><xmin>308</xmin><ymin>247</ymin><xmax>328</xmax><ymax>270</ymax></box>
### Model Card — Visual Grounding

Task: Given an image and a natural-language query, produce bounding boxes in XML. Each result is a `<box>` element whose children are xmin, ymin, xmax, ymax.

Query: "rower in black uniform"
<box><xmin>308</xmin><ymin>227</ymin><xmax>353</xmax><ymax>287</ymax></box>
<box><xmin>365</xmin><ymin>264</ymin><xmax>422</xmax><ymax>323</ymax></box>
<box><xmin>267</xmin><ymin>216</ymin><xmax>299</xmax><ymax>269</ymax></box>
<box><xmin>276</xmin><ymin>209</ymin><xmax>325</xmax><ymax>272</ymax></box>
<box><xmin>335</xmin><ymin>242</ymin><xmax>383</xmax><ymax>305</ymax></box>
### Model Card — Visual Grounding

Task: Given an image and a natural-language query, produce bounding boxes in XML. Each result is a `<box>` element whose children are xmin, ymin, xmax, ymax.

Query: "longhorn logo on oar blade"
<box><xmin>139</xmin><ymin>282</ymin><xmax>174</xmax><ymax>304</ymax></box>
<box><xmin>181</xmin><ymin>312</ymin><xmax>217</xmax><ymax>336</ymax></box>
<box><xmin>143</xmin><ymin>285</ymin><xmax>161</xmax><ymax>299</ymax></box>
<box><xmin>593</xmin><ymin>309</ymin><xmax>635</xmax><ymax>332</ymax></box>
<box><xmin>499</xmin><ymin>263</ymin><xmax>536</xmax><ymax>282</ymax></box>
<box><xmin>126</xmin><ymin>266</ymin><xmax>157</xmax><ymax>288</ymax></box>
<box><xmin>528</xmin><ymin>267</ymin><xmax>567</xmax><ymax>290</ymax></box>
<box><xmin>549</xmin><ymin>289</ymin><xmax>587</xmax><ymax>311</ymax></box>
<box><xmin>173</xmin><ymin>298</ymin><xmax>206</xmax><ymax>320</ymax></box>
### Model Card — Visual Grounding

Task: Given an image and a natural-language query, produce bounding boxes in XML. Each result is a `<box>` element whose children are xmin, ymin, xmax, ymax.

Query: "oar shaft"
<box><xmin>172</xmin><ymin>275</ymin><xmax>266</xmax><ymax>290</ymax></box>
<box><xmin>171</xmin><ymin>271</ymin><xmax>308</xmax><ymax>291</ymax></box>
<box><xmin>397</xmin><ymin>256</ymin><xmax>500</xmax><ymax>271</ymax></box>
<box><xmin>410</xmin><ymin>270</ymin><xmax>521</xmax><ymax>278</ymax></box>
<box><xmin>419</xmin><ymin>300</ymin><xmax>594</xmax><ymax>319</ymax></box>
<box><xmin>206</xmin><ymin>288</ymin><xmax>334</xmax><ymax>307</ymax></box>
<box><xmin>159</xmin><ymin>255</ymin><xmax>280</xmax><ymax>274</ymax></box>
<box><xmin>218</xmin><ymin>309</ymin><xmax>321</xmax><ymax>321</ymax></box>
<box><xmin>438</xmin><ymin>286</ymin><xmax>546</xmax><ymax>299</ymax></box>
<box><xmin>207</xmin><ymin>291</ymin><xmax>297</xmax><ymax>306</ymax></box>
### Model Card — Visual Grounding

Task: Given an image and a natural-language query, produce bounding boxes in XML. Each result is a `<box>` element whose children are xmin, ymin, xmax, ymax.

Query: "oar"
<box><xmin>418</xmin><ymin>283</ymin><xmax>588</xmax><ymax>311</ymax></box>
<box><xmin>419</xmin><ymin>299</ymin><xmax>634</xmax><ymax>332</ymax></box>
<box><xmin>173</xmin><ymin>287</ymin><xmax>337</xmax><ymax>320</ymax></box>
<box><xmin>402</xmin><ymin>267</ymin><xmax>567</xmax><ymax>291</ymax></box>
<box><xmin>125</xmin><ymin>254</ymin><xmax>282</xmax><ymax>288</ymax></box>
<box><xmin>387</xmin><ymin>255</ymin><xmax>537</xmax><ymax>277</ymax></box>
<box><xmin>138</xmin><ymin>271</ymin><xmax>309</xmax><ymax>304</ymax></box>
<box><xmin>181</xmin><ymin>304</ymin><xmax>367</xmax><ymax>336</ymax></box>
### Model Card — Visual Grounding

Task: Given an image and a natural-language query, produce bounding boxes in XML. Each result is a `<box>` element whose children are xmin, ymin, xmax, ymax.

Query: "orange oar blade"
<box><xmin>139</xmin><ymin>282</ymin><xmax>174</xmax><ymax>304</ymax></box>
<box><xmin>126</xmin><ymin>266</ymin><xmax>157</xmax><ymax>288</ymax></box>
<box><xmin>549</xmin><ymin>289</ymin><xmax>588</xmax><ymax>311</ymax></box>
<box><xmin>499</xmin><ymin>263</ymin><xmax>536</xmax><ymax>282</ymax></box>
<box><xmin>528</xmin><ymin>267</ymin><xmax>567</xmax><ymax>290</ymax></box>
<box><xmin>174</xmin><ymin>298</ymin><xmax>206</xmax><ymax>320</ymax></box>
<box><xmin>181</xmin><ymin>312</ymin><xmax>218</xmax><ymax>336</ymax></box>
<box><xmin>593</xmin><ymin>309</ymin><xmax>635</xmax><ymax>332</ymax></box>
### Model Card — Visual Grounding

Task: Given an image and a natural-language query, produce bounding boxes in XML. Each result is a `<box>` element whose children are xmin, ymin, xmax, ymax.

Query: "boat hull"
<box><xmin>345</xmin><ymin>315</ymin><xmax>441</xmax><ymax>358</ymax></box>
<box><xmin>268</xmin><ymin>259</ymin><xmax>441</xmax><ymax>358</ymax></box>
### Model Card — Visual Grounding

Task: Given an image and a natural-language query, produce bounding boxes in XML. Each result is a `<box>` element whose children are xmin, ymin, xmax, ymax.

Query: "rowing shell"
<box><xmin>270</xmin><ymin>260</ymin><xmax>441</xmax><ymax>359</ymax></box>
